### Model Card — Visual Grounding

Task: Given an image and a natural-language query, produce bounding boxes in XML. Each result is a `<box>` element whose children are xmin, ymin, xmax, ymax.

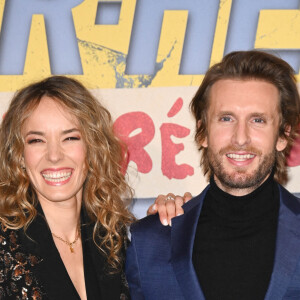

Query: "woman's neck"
<box><xmin>38</xmin><ymin>197</ymin><xmax>82</xmax><ymax>241</ymax></box>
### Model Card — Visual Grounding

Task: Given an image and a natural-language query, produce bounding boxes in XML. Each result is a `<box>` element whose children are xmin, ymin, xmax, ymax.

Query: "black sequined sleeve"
<box><xmin>0</xmin><ymin>224</ymin><xmax>44</xmax><ymax>300</ymax></box>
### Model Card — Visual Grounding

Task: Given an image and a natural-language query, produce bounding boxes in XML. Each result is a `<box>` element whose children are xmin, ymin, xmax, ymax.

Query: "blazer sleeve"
<box><xmin>0</xmin><ymin>224</ymin><xmax>44</xmax><ymax>298</ymax></box>
<box><xmin>125</xmin><ymin>230</ymin><xmax>145</xmax><ymax>300</ymax></box>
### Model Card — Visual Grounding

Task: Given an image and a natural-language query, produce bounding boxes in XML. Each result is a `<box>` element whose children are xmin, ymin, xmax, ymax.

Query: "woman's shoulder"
<box><xmin>0</xmin><ymin>222</ymin><xmax>45</xmax><ymax>299</ymax></box>
<box><xmin>0</xmin><ymin>222</ymin><xmax>20</xmax><ymax>251</ymax></box>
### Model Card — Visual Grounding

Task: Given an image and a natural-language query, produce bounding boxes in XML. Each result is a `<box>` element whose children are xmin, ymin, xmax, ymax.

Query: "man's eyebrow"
<box><xmin>216</xmin><ymin>111</ymin><xmax>270</xmax><ymax>118</ymax></box>
<box><xmin>216</xmin><ymin>111</ymin><xmax>235</xmax><ymax>117</ymax></box>
<box><xmin>249</xmin><ymin>112</ymin><xmax>268</xmax><ymax>118</ymax></box>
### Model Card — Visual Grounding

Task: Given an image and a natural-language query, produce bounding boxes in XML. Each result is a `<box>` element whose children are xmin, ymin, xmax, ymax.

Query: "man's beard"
<box><xmin>207</xmin><ymin>146</ymin><xmax>276</xmax><ymax>191</ymax></box>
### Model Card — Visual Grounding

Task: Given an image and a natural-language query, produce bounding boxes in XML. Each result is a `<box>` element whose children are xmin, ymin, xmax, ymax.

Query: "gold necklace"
<box><xmin>52</xmin><ymin>228</ymin><xmax>80</xmax><ymax>253</ymax></box>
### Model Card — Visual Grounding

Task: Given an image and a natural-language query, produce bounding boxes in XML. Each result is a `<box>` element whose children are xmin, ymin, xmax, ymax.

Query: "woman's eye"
<box><xmin>64</xmin><ymin>136</ymin><xmax>80</xmax><ymax>141</ymax></box>
<box><xmin>27</xmin><ymin>139</ymin><xmax>43</xmax><ymax>144</ymax></box>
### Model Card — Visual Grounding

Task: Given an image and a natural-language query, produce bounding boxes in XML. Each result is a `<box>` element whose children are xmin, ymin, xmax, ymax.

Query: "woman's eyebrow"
<box><xmin>62</xmin><ymin>128</ymin><xmax>80</xmax><ymax>135</ymax></box>
<box><xmin>25</xmin><ymin>128</ymin><xmax>80</xmax><ymax>137</ymax></box>
<box><xmin>25</xmin><ymin>130</ymin><xmax>44</xmax><ymax>137</ymax></box>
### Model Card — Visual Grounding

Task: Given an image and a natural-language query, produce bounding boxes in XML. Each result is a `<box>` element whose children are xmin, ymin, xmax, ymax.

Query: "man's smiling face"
<box><xmin>202</xmin><ymin>79</ymin><xmax>287</xmax><ymax>196</ymax></box>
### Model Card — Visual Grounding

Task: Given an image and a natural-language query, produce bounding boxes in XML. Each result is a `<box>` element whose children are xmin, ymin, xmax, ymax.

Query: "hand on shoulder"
<box><xmin>147</xmin><ymin>192</ymin><xmax>192</xmax><ymax>226</ymax></box>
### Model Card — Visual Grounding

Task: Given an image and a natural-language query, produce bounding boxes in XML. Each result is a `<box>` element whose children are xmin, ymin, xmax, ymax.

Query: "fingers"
<box><xmin>148</xmin><ymin>192</ymin><xmax>192</xmax><ymax>227</ymax></box>
<box><xmin>156</xmin><ymin>194</ymin><xmax>169</xmax><ymax>226</ymax></box>
<box><xmin>164</xmin><ymin>193</ymin><xmax>176</xmax><ymax>226</ymax></box>
<box><xmin>183</xmin><ymin>192</ymin><xmax>192</xmax><ymax>203</ymax></box>
<box><xmin>157</xmin><ymin>193</ymin><xmax>181</xmax><ymax>226</ymax></box>
<box><xmin>174</xmin><ymin>195</ymin><xmax>184</xmax><ymax>217</ymax></box>
<box><xmin>147</xmin><ymin>203</ymin><xmax>157</xmax><ymax>216</ymax></box>
<box><xmin>152</xmin><ymin>194</ymin><xmax>176</xmax><ymax>226</ymax></box>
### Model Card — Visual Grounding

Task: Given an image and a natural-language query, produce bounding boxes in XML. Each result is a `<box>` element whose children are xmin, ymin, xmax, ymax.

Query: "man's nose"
<box><xmin>232</xmin><ymin>122</ymin><xmax>251</xmax><ymax>147</ymax></box>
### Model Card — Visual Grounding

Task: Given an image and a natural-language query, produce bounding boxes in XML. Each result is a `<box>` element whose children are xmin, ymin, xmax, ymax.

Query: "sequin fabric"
<box><xmin>0</xmin><ymin>223</ymin><xmax>44</xmax><ymax>300</ymax></box>
<box><xmin>120</xmin><ymin>272</ymin><xmax>130</xmax><ymax>300</ymax></box>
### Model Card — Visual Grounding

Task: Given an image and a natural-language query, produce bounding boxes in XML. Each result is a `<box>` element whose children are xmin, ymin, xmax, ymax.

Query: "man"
<box><xmin>125</xmin><ymin>50</ymin><xmax>300</xmax><ymax>300</ymax></box>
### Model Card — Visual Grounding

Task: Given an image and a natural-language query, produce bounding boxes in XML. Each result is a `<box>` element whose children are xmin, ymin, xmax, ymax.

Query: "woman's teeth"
<box><xmin>42</xmin><ymin>171</ymin><xmax>71</xmax><ymax>182</ymax></box>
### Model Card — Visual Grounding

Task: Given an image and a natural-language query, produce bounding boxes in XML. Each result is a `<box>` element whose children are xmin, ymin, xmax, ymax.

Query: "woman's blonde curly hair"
<box><xmin>0</xmin><ymin>76</ymin><xmax>135</xmax><ymax>270</ymax></box>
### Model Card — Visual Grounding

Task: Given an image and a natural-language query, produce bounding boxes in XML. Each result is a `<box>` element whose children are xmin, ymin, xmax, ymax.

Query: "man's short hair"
<box><xmin>191</xmin><ymin>50</ymin><xmax>300</xmax><ymax>184</ymax></box>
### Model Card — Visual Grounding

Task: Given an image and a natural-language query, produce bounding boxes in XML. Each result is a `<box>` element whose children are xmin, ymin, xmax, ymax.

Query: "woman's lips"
<box><xmin>41</xmin><ymin>168</ymin><xmax>73</xmax><ymax>185</ymax></box>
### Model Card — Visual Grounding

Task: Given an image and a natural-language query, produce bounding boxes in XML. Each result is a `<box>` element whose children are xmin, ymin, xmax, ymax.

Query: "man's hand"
<box><xmin>147</xmin><ymin>192</ymin><xmax>192</xmax><ymax>226</ymax></box>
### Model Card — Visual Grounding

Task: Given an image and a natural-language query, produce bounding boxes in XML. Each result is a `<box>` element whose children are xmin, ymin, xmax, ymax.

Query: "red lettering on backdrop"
<box><xmin>287</xmin><ymin>125</ymin><xmax>300</xmax><ymax>166</ymax></box>
<box><xmin>160</xmin><ymin>98</ymin><xmax>194</xmax><ymax>179</ymax></box>
<box><xmin>167</xmin><ymin>97</ymin><xmax>183</xmax><ymax>117</ymax></box>
<box><xmin>114</xmin><ymin>111</ymin><xmax>155</xmax><ymax>173</ymax></box>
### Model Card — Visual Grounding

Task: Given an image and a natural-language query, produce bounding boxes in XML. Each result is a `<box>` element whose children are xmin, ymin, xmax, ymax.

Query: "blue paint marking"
<box><xmin>0</xmin><ymin>0</ymin><xmax>299</xmax><ymax>75</ymax></box>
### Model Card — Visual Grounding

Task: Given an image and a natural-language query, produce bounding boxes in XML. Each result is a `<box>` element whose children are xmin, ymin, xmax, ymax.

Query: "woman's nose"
<box><xmin>46</xmin><ymin>142</ymin><xmax>64</xmax><ymax>163</ymax></box>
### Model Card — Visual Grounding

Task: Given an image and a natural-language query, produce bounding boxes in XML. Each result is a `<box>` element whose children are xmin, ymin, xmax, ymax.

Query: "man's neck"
<box><xmin>213</xmin><ymin>172</ymin><xmax>273</xmax><ymax>197</ymax></box>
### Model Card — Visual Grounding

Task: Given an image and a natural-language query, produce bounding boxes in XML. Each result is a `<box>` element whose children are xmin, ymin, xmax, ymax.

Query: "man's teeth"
<box><xmin>226</xmin><ymin>154</ymin><xmax>255</xmax><ymax>161</ymax></box>
<box><xmin>42</xmin><ymin>171</ymin><xmax>71</xmax><ymax>182</ymax></box>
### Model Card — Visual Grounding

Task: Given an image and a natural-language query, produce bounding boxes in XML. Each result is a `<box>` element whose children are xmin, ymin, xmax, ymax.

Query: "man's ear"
<box><xmin>197</xmin><ymin>120</ymin><xmax>208</xmax><ymax>148</ymax></box>
<box><xmin>201</xmin><ymin>136</ymin><xmax>208</xmax><ymax>148</ymax></box>
<box><xmin>276</xmin><ymin>126</ymin><xmax>290</xmax><ymax>152</ymax></box>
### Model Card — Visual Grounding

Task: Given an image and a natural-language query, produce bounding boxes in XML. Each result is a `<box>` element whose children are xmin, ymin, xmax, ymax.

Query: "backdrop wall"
<box><xmin>0</xmin><ymin>0</ymin><xmax>299</xmax><ymax>218</ymax></box>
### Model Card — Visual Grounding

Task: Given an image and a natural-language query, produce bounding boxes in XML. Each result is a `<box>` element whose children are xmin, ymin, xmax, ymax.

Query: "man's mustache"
<box><xmin>218</xmin><ymin>146</ymin><xmax>262</xmax><ymax>157</ymax></box>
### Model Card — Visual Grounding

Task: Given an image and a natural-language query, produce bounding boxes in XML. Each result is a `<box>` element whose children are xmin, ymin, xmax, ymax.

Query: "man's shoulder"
<box><xmin>130</xmin><ymin>213</ymin><xmax>168</xmax><ymax>236</ymax></box>
<box><xmin>181</xmin><ymin>185</ymin><xmax>210</xmax><ymax>212</ymax></box>
<box><xmin>279</xmin><ymin>184</ymin><xmax>300</xmax><ymax>215</ymax></box>
<box><xmin>130</xmin><ymin>185</ymin><xmax>210</xmax><ymax>237</ymax></box>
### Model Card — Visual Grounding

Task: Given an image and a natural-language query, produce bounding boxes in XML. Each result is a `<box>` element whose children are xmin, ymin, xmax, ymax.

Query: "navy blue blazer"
<box><xmin>126</xmin><ymin>184</ymin><xmax>300</xmax><ymax>300</ymax></box>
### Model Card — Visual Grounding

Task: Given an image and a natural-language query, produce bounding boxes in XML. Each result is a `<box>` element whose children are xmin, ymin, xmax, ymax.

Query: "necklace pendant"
<box><xmin>70</xmin><ymin>245</ymin><xmax>74</xmax><ymax>253</ymax></box>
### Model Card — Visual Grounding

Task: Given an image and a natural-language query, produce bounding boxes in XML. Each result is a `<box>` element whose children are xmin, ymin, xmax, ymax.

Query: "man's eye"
<box><xmin>220</xmin><ymin>116</ymin><xmax>231</xmax><ymax>122</ymax></box>
<box><xmin>27</xmin><ymin>139</ymin><xmax>43</xmax><ymax>144</ymax></box>
<box><xmin>253</xmin><ymin>118</ymin><xmax>265</xmax><ymax>123</ymax></box>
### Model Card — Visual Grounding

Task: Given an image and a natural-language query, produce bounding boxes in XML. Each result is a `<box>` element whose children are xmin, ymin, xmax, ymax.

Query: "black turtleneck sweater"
<box><xmin>192</xmin><ymin>174</ymin><xmax>280</xmax><ymax>300</ymax></box>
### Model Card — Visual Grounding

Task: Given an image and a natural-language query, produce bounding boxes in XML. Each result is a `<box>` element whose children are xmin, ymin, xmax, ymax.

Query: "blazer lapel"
<box><xmin>171</xmin><ymin>186</ymin><xmax>209</xmax><ymax>300</ymax></box>
<box><xmin>81</xmin><ymin>210</ymin><xmax>127</xmax><ymax>299</ymax></box>
<box><xmin>20</xmin><ymin>206</ymin><xmax>80</xmax><ymax>300</ymax></box>
<box><xmin>265</xmin><ymin>185</ymin><xmax>300</xmax><ymax>300</ymax></box>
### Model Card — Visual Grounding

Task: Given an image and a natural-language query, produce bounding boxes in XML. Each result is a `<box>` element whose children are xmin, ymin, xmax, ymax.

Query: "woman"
<box><xmin>0</xmin><ymin>76</ymin><xmax>136</xmax><ymax>299</ymax></box>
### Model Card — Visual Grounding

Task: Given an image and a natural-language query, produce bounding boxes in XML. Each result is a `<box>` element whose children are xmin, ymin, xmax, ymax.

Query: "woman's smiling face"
<box><xmin>22</xmin><ymin>96</ymin><xmax>87</xmax><ymax>205</ymax></box>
